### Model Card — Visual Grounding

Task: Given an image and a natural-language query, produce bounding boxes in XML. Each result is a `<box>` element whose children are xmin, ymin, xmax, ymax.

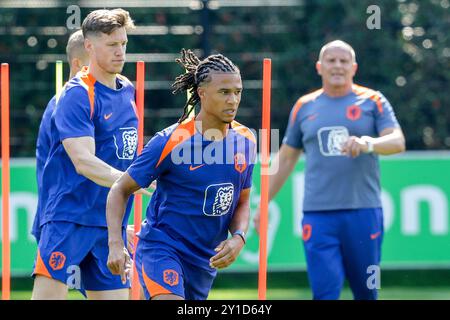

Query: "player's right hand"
<box><xmin>107</xmin><ymin>243</ymin><xmax>131</xmax><ymax>284</ymax></box>
<box><xmin>341</xmin><ymin>136</ymin><xmax>367</xmax><ymax>158</ymax></box>
<box><xmin>253</xmin><ymin>206</ymin><xmax>261</xmax><ymax>235</ymax></box>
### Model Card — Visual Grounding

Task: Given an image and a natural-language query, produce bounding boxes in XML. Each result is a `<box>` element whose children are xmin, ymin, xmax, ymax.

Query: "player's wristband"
<box><xmin>232</xmin><ymin>230</ymin><xmax>246</xmax><ymax>244</ymax></box>
<box><xmin>365</xmin><ymin>140</ymin><xmax>374</xmax><ymax>153</ymax></box>
<box><xmin>361</xmin><ymin>136</ymin><xmax>375</xmax><ymax>154</ymax></box>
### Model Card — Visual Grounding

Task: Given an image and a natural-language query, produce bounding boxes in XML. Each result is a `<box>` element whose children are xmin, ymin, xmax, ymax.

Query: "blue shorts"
<box><xmin>33</xmin><ymin>221</ymin><xmax>130</xmax><ymax>292</ymax></box>
<box><xmin>302</xmin><ymin>208</ymin><xmax>383</xmax><ymax>300</ymax></box>
<box><xmin>135</xmin><ymin>238</ymin><xmax>216</xmax><ymax>300</ymax></box>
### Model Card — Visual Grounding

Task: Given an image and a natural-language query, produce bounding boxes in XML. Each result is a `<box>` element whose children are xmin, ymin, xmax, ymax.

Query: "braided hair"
<box><xmin>172</xmin><ymin>49</ymin><xmax>240</xmax><ymax>123</ymax></box>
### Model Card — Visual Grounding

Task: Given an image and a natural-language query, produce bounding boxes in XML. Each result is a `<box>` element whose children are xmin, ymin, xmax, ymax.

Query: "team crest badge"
<box><xmin>346</xmin><ymin>105</ymin><xmax>362</xmax><ymax>121</ymax></box>
<box><xmin>317</xmin><ymin>126</ymin><xmax>349</xmax><ymax>156</ymax></box>
<box><xmin>114</xmin><ymin>127</ymin><xmax>138</xmax><ymax>160</ymax></box>
<box><xmin>203</xmin><ymin>183</ymin><xmax>234</xmax><ymax>216</ymax></box>
<box><xmin>302</xmin><ymin>224</ymin><xmax>312</xmax><ymax>242</ymax></box>
<box><xmin>234</xmin><ymin>153</ymin><xmax>247</xmax><ymax>173</ymax></box>
<box><xmin>49</xmin><ymin>251</ymin><xmax>66</xmax><ymax>271</ymax></box>
<box><xmin>163</xmin><ymin>269</ymin><xmax>179</xmax><ymax>286</ymax></box>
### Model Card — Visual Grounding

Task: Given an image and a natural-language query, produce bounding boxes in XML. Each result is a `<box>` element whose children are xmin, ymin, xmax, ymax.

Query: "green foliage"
<box><xmin>0</xmin><ymin>1</ymin><xmax>448</xmax><ymax>156</ymax></box>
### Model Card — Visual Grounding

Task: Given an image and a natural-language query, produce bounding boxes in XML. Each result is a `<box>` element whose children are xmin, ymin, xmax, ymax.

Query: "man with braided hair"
<box><xmin>106</xmin><ymin>49</ymin><xmax>256</xmax><ymax>300</ymax></box>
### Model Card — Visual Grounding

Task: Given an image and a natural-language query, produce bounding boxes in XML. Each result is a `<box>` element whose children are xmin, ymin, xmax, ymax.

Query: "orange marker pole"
<box><xmin>258</xmin><ymin>59</ymin><xmax>271</xmax><ymax>300</ymax></box>
<box><xmin>131</xmin><ymin>61</ymin><xmax>145</xmax><ymax>300</ymax></box>
<box><xmin>1</xmin><ymin>63</ymin><xmax>11</xmax><ymax>300</ymax></box>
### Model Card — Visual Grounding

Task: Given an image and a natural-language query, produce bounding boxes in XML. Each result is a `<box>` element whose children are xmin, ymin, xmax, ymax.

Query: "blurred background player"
<box><xmin>32</xmin><ymin>29</ymin><xmax>89</xmax><ymax>243</ymax></box>
<box><xmin>106</xmin><ymin>49</ymin><xmax>256</xmax><ymax>300</ymax></box>
<box><xmin>31</xmin><ymin>8</ymin><xmax>147</xmax><ymax>300</ymax></box>
<box><xmin>254</xmin><ymin>40</ymin><xmax>405</xmax><ymax>300</ymax></box>
<box><xmin>32</xmin><ymin>28</ymin><xmax>139</xmax><ymax>280</ymax></box>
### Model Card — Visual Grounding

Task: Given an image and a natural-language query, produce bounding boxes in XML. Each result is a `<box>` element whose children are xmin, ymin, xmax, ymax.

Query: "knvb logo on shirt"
<box><xmin>234</xmin><ymin>153</ymin><xmax>247</xmax><ymax>173</ymax></box>
<box><xmin>346</xmin><ymin>105</ymin><xmax>362</xmax><ymax>121</ymax></box>
<box><xmin>203</xmin><ymin>183</ymin><xmax>234</xmax><ymax>216</ymax></box>
<box><xmin>114</xmin><ymin>127</ymin><xmax>138</xmax><ymax>160</ymax></box>
<box><xmin>318</xmin><ymin>126</ymin><xmax>349</xmax><ymax>156</ymax></box>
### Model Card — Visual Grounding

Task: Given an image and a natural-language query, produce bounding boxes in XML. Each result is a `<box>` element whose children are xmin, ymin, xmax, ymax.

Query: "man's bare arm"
<box><xmin>63</xmin><ymin>136</ymin><xmax>123</xmax><ymax>187</ymax></box>
<box><xmin>106</xmin><ymin>173</ymin><xmax>141</xmax><ymax>283</ymax></box>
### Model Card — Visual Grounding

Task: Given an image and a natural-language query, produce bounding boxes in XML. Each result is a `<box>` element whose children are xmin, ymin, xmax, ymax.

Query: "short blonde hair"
<box><xmin>82</xmin><ymin>8</ymin><xmax>135</xmax><ymax>38</ymax></box>
<box><xmin>318</xmin><ymin>40</ymin><xmax>356</xmax><ymax>63</ymax></box>
<box><xmin>66</xmin><ymin>30</ymin><xmax>87</xmax><ymax>63</ymax></box>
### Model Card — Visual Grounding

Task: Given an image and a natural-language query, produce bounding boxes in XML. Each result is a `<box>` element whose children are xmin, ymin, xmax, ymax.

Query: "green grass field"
<box><xmin>8</xmin><ymin>287</ymin><xmax>450</xmax><ymax>300</ymax></box>
<box><xmin>6</xmin><ymin>270</ymin><xmax>450</xmax><ymax>300</ymax></box>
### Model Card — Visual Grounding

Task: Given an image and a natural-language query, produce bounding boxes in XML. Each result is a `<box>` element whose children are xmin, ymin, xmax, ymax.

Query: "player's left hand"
<box><xmin>209</xmin><ymin>236</ymin><xmax>245</xmax><ymax>269</ymax></box>
<box><xmin>341</xmin><ymin>136</ymin><xmax>368</xmax><ymax>158</ymax></box>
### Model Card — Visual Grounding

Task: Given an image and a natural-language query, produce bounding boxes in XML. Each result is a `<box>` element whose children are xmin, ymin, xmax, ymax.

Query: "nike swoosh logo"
<box><xmin>104</xmin><ymin>113</ymin><xmax>113</xmax><ymax>120</ymax></box>
<box><xmin>370</xmin><ymin>231</ymin><xmax>381</xmax><ymax>240</ymax></box>
<box><xmin>307</xmin><ymin>113</ymin><xmax>318</xmax><ymax>121</ymax></box>
<box><xmin>189</xmin><ymin>164</ymin><xmax>205</xmax><ymax>171</ymax></box>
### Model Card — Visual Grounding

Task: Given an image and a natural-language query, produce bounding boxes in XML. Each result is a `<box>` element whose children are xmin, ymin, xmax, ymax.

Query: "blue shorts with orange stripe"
<box><xmin>301</xmin><ymin>208</ymin><xmax>383</xmax><ymax>300</ymax></box>
<box><xmin>134</xmin><ymin>238</ymin><xmax>216</xmax><ymax>300</ymax></box>
<box><xmin>33</xmin><ymin>221</ymin><xmax>130</xmax><ymax>292</ymax></box>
